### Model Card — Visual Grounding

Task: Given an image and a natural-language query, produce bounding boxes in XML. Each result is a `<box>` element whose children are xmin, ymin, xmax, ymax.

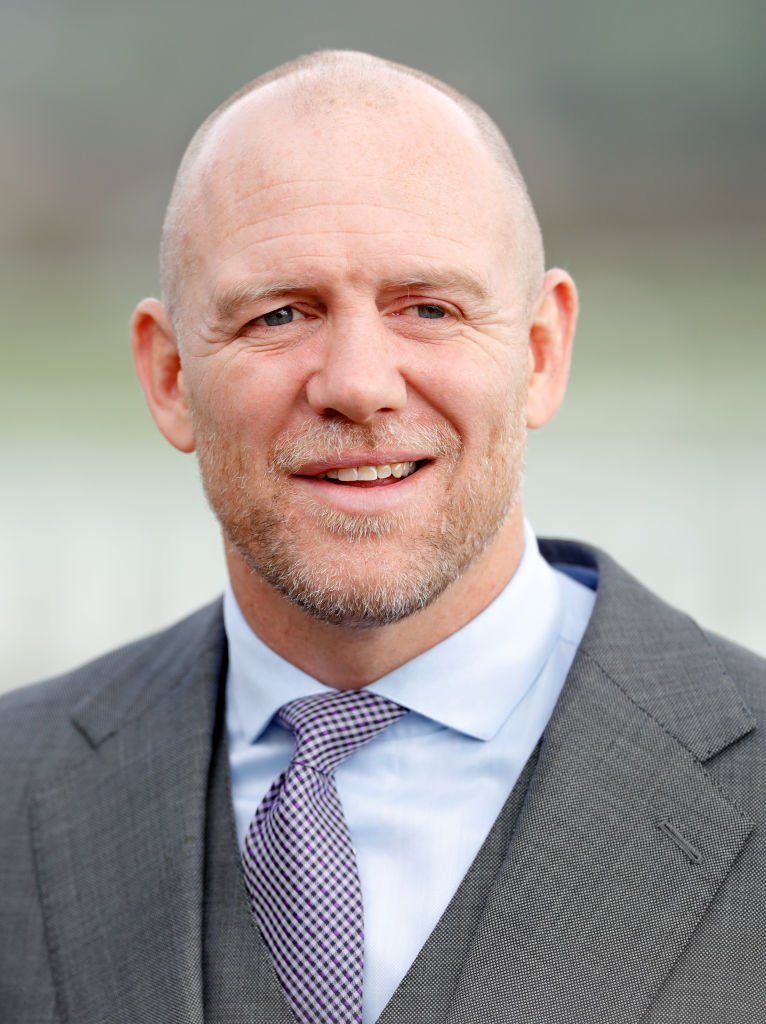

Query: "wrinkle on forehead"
<box><xmin>163</xmin><ymin>58</ymin><xmax>544</xmax><ymax>334</ymax></box>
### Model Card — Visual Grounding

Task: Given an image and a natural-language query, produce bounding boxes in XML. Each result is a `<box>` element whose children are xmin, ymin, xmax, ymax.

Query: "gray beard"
<box><xmin>195</xmin><ymin>416</ymin><xmax>525</xmax><ymax>628</ymax></box>
<box><xmin>229</xmin><ymin>504</ymin><xmax>477</xmax><ymax>629</ymax></box>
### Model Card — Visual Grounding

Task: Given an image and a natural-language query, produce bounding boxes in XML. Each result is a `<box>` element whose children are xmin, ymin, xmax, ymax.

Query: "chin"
<box><xmin>239</xmin><ymin>541</ymin><xmax>458</xmax><ymax>628</ymax></box>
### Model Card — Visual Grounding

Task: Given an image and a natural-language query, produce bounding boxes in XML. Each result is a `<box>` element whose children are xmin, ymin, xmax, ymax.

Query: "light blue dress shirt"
<box><xmin>225</xmin><ymin>523</ymin><xmax>596</xmax><ymax>1024</ymax></box>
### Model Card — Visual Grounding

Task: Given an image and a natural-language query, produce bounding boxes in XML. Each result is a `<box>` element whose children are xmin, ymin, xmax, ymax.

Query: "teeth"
<box><xmin>320</xmin><ymin>461</ymin><xmax>418</xmax><ymax>482</ymax></box>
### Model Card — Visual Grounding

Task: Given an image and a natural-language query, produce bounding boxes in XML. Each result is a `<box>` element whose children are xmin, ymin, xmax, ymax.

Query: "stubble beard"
<box><xmin>194</xmin><ymin>413</ymin><xmax>526</xmax><ymax>628</ymax></box>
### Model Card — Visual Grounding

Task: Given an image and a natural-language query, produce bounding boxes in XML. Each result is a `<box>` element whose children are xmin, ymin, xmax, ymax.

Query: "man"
<box><xmin>1</xmin><ymin>50</ymin><xmax>764</xmax><ymax>1024</ymax></box>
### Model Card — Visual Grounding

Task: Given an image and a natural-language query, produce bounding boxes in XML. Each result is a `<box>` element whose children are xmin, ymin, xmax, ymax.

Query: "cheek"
<box><xmin>186</xmin><ymin>356</ymin><xmax>290</xmax><ymax>441</ymax></box>
<box><xmin>416</xmin><ymin>348</ymin><xmax>526</xmax><ymax>443</ymax></box>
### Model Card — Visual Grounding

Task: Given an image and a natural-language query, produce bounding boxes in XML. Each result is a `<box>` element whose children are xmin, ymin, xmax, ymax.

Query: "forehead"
<box><xmin>185</xmin><ymin>79</ymin><xmax>518</xmax><ymax>297</ymax></box>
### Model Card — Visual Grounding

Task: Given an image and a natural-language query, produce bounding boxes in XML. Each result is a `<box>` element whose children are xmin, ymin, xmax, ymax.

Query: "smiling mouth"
<box><xmin>316</xmin><ymin>460</ymin><xmax>424</xmax><ymax>483</ymax></box>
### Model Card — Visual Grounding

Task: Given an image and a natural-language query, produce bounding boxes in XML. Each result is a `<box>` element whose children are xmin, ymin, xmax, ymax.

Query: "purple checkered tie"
<box><xmin>242</xmin><ymin>689</ymin><xmax>408</xmax><ymax>1024</ymax></box>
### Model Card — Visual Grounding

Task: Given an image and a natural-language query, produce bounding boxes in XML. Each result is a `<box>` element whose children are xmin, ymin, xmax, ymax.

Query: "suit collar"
<box><xmin>539</xmin><ymin>537</ymin><xmax>754</xmax><ymax>761</ymax></box>
<box><xmin>31</xmin><ymin>600</ymin><xmax>226</xmax><ymax>1024</ymax></box>
<box><xmin>68</xmin><ymin>600</ymin><xmax>225</xmax><ymax>749</ymax></box>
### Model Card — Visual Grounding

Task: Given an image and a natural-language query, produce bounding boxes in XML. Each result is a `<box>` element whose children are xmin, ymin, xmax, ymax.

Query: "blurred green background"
<box><xmin>2</xmin><ymin>0</ymin><xmax>764</xmax><ymax>691</ymax></box>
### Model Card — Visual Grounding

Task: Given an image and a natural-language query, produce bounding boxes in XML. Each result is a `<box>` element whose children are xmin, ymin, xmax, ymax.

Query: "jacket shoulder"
<box><xmin>540</xmin><ymin>535</ymin><xmax>764</xmax><ymax>754</ymax></box>
<box><xmin>0</xmin><ymin>599</ymin><xmax>224</xmax><ymax>769</ymax></box>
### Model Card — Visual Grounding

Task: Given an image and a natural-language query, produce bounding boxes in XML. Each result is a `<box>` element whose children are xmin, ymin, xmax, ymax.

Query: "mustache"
<box><xmin>271</xmin><ymin>420</ymin><xmax>462</xmax><ymax>472</ymax></box>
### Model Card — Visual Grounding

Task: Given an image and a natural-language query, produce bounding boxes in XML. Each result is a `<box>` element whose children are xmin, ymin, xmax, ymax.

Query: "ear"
<box><xmin>526</xmin><ymin>268</ymin><xmax>578</xmax><ymax>429</ymax></box>
<box><xmin>131</xmin><ymin>298</ymin><xmax>195</xmax><ymax>453</ymax></box>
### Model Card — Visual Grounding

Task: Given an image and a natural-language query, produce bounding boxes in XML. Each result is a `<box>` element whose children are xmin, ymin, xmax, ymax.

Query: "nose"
<box><xmin>305</xmin><ymin>313</ymin><xmax>408</xmax><ymax>424</ymax></box>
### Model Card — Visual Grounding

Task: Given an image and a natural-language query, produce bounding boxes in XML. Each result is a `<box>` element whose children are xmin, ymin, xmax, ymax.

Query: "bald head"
<box><xmin>160</xmin><ymin>50</ymin><xmax>544</xmax><ymax>329</ymax></box>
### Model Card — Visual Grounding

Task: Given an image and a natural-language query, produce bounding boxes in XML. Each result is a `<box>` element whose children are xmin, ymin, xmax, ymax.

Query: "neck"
<box><xmin>225</xmin><ymin>511</ymin><xmax>526</xmax><ymax>689</ymax></box>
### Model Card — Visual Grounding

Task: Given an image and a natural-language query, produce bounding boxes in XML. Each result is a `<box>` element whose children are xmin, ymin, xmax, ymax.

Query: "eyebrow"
<box><xmin>210</xmin><ymin>267</ymin><xmax>493</xmax><ymax>326</ymax></box>
<box><xmin>211</xmin><ymin>282</ymin><xmax>309</xmax><ymax>325</ymax></box>
<box><xmin>390</xmin><ymin>271</ymin><xmax>492</xmax><ymax>305</ymax></box>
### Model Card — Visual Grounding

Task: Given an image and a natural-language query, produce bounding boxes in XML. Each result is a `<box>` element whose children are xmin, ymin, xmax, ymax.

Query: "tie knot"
<box><xmin>277</xmin><ymin>689</ymin><xmax>407</xmax><ymax>775</ymax></box>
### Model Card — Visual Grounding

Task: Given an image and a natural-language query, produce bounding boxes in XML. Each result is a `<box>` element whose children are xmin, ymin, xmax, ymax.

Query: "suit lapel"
<box><xmin>30</xmin><ymin>603</ymin><xmax>226</xmax><ymax>1024</ymax></box>
<box><xmin>445</xmin><ymin>543</ymin><xmax>755</xmax><ymax>1024</ymax></box>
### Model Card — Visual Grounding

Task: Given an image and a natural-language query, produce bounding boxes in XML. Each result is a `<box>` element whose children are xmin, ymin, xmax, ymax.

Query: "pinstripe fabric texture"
<box><xmin>242</xmin><ymin>689</ymin><xmax>407</xmax><ymax>1024</ymax></box>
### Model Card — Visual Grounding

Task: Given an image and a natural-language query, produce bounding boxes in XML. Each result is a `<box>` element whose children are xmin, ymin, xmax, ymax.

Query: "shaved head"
<box><xmin>159</xmin><ymin>50</ymin><xmax>544</xmax><ymax>329</ymax></box>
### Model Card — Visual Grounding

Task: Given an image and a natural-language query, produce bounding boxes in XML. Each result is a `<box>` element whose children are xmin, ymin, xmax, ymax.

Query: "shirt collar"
<box><xmin>225</xmin><ymin>521</ymin><xmax>564</xmax><ymax>745</ymax></box>
<box><xmin>225</xmin><ymin>589</ymin><xmax>329</xmax><ymax>746</ymax></box>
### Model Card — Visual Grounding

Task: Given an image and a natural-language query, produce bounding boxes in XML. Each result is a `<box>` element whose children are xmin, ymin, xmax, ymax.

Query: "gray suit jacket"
<box><xmin>1</xmin><ymin>540</ymin><xmax>764</xmax><ymax>1023</ymax></box>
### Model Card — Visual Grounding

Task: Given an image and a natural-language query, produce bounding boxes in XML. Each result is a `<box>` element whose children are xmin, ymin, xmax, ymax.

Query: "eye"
<box><xmin>254</xmin><ymin>305</ymin><xmax>307</xmax><ymax>327</ymax></box>
<box><xmin>399</xmin><ymin>303</ymin><xmax>448</xmax><ymax>319</ymax></box>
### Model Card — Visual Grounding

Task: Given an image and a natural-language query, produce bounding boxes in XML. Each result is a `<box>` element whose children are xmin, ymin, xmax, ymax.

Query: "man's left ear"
<box><xmin>526</xmin><ymin>268</ymin><xmax>578</xmax><ymax>429</ymax></box>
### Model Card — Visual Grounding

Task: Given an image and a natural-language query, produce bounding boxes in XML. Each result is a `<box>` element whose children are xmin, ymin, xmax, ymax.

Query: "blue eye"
<box><xmin>414</xmin><ymin>304</ymin><xmax>446</xmax><ymax>319</ymax></box>
<box><xmin>399</xmin><ymin>303</ymin><xmax>447</xmax><ymax>319</ymax></box>
<box><xmin>259</xmin><ymin>306</ymin><xmax>296</xmax><ymax>326</ymax></box>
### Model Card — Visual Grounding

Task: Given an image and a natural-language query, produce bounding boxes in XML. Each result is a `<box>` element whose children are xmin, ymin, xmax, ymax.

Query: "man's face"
<box><xmin>175</xmin><ymin>85</ymin><xmax>535</xmax><ymax>627</ymax></box>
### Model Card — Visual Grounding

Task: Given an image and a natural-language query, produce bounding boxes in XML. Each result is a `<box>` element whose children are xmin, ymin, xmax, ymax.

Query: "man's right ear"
<box><xmin>131</xmin><ymin>298</ymin><xmax>196</xmax><ymax>453</ymax></box>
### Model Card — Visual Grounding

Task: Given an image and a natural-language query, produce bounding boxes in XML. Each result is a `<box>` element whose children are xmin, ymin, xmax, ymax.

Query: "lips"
<box><xmin>294</xmin><ymin>449</ymin><xmax>430</xmax><ymax>479</ymax></box>
<box><xmin>290</xmin><ymin>453</ymin><xmax>434</xmax><ymax>512</ymax></box>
